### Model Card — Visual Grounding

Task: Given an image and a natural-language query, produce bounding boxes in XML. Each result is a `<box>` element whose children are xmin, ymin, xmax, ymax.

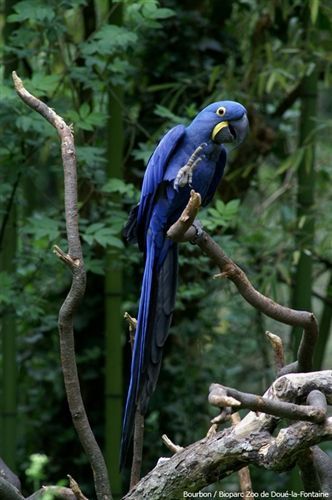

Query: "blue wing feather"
<box><xmin>136</xmin><ymin>124</ymin><xmax>185</xmax><ymax>249</ymax></box>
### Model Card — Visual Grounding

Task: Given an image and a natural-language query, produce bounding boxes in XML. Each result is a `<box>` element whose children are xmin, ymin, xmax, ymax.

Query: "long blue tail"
<box><xmin>120</xmin><ymin>236</ymin><xmax>177</xmax><ymax>468</ymax></box>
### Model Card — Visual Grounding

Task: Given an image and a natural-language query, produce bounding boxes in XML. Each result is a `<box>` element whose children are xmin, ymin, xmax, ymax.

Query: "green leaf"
<box><xmin>16</xmin><ymin>114</ymin><xmax>54</xmax><ymax>135</ymax></box>
<box><xmin>85</xmin><ymin>222</ymin><xmax>105</xmax><ymax>235</ymax></box>
<box><xmin>8</xmin><ymin>0</ymin><xmax>55</xmax><ymax>22</ymax></box>
<box><xmin>76</xmin><ymin>146</ymin><xmax>107</xmax><ymax>167</ymax></box>
<box><xmin>81</xmin><ymin>25</ymin><xmax>138</xmax><ymax>56</ymax></box>
<box><xmin>94</xmin><ymin>228</ymin><xmax>124</xmax><ymax>249</ymax></box>
<box><xmin>29</xmin><ymin>74</ymin><xmax>61</xmax><ymax>95</ymax></box>
<box><xmin>309</xmin><ymin>0</ymin><xmax>319</xmax><ymax>24</ymax></box>
<box><xmin>225</xmin><ymin>199</ymin><xmax>240</xmax><ymax>213</ymax></box>
<box><xmin>0</xmin><ymin>272</ymin><xmax>16</xmax><ymax>305</ymax></box>
<box><xmin>266</xmin><ymin>71</ymin><xmax>276</xmax><ymax>94</ymax></box>
<box><xmin>66</xmin><ymin>104</ymin><xmax>107</xmax><ymax>131</ymax></box>
<box><xmin>275</xmin><ymin>148</ymin><xmax>304</xmax><ymax>176</ymax></box>
<box><xmin>142</xmin><ymin>2</ymin><xmax>174</xmax><ymax>19</ymax></box>
<box><xmin>102</xmin><ymin>178</ymin><xmax>136</xmax><ymax>198</ymax></box>
<box><xmin>0</xmin><ymin>83</ymin><xmax>16</xmax><ymax>102</ymax></box>
<box><xmin>154</xmin><ymin>105</ymin><xmax>185</xmax><ymax>125</ymax></box>
<box><xmin>23</xmin><ymin>216</ymin><xmax>60</xmax><ymax>241</ymax></box>
<box><xmin>82</xmin><ymin>222</ymin><xmax>124</xmax><ymax>249</ymax></box>
<box><xmin>215</xmin><ymin>199</ymin><xmax>226</xmax><ymax>213</ymax></box>
<box><xmin>132</xmin><ymin>142</ymin><xmax>155</xmax><ymax>164</ymax></box>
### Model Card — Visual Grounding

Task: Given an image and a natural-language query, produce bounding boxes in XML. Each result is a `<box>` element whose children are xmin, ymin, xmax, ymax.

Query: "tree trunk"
<box><xmin>314</xmin><ymin>272</ymin><xmax>332</xmax><ymax>369</ymax></box>
<box><xmin>105</xmin><ymin>3</ymin><xmax>124</xmax><ymax>498</ymax></box>
<box><xmin>291</xmin><ymin>67</ymin><xmax>318</xmax><ymax>356</ymax></box>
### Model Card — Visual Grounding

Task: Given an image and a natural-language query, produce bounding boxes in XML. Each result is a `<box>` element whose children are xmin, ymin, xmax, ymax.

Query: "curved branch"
<box><xmin>167</xmin><ymin>190</ymin><xmax>318</xmax><ymax>372</ymax></box>
<box><xmin>12</xmin><ymin>72</ymin><xmax>112</xmax><ymax>500</ymax></box>
<box><xmin>166</xmin><ymin>190</ymin><xmax>201</xmax><ymax>241</ymax></box>
<box><xmin>209</xmin><ymin>380</ymin><xmax>327</xmax><ymax>424</ymax></box>
<box><xmin>123</xmin><ymin>372</ymin><xmax>332</xmax><ymax>498</ymax></box>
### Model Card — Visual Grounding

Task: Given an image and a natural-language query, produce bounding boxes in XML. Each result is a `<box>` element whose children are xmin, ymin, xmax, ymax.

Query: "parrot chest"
<box><xmin>148</xmin><ymin>142</ymin><xmax>222</xmax><ymax>248</ymax></box>
<box><xmin>165</xmin><ymin>142</ymin><xmax>220</xmax><ymax>193</ymax></box>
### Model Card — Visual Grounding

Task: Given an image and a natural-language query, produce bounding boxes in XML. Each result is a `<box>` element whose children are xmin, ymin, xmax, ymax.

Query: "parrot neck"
<box><xmin>185</xmin><ymin>125</ymin><xmax>222</xmax><ymax>158</ymax></box>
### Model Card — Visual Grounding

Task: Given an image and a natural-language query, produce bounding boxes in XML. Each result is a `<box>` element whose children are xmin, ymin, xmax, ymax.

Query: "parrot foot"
<box><xmin>173</xmin><ymin>143</ymin><xmax>207</xmax><ymax>190</ymax></box>
<box><xmin>190</xmin><ymin>219</ymin><xmax>204</xmax><ymax>244</ymax></box>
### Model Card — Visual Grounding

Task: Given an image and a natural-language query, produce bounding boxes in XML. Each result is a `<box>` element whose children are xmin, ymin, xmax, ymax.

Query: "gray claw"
<box><xmin>173</xmin><ymin>143</ymin><xmax>207</xmax><ymax>191</ymax></box>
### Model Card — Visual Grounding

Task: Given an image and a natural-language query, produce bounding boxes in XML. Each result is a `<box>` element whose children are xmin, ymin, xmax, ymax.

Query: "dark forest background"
<box><xmin>1</xmin><ymin>0</ymin><xmax>332</xmax><ymax>497</ymax></box>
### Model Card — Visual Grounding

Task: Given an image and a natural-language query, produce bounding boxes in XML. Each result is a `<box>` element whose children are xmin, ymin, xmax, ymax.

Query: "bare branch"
<box><xmin>265</xmin><ymin>331</ymin><xmax>285</xmax><ymax>373</ymax></box>
<box><xmin>130</xmin><ymin>410</ymin><xmax>145</xmax><ymax>490</ymax></box>
<box><xmin>209</xmin><ymin>382</ymin><xmax>327</xmax><ymax>423</ymax></box>
<box><xmin>68</xmin><ymin>475</ymin><xmax>89</xmax><ymax>500</ymax></box>
<box><xmin>124</xmin><ymin>312</ymin><xmax>144</xmax><ymax>489</ymax></box>
<box><xmin>231</xmin><ymin>413</ymin><xmax>253</xmax><ymax>499</ymax></box>
<box><xmin>161</xmin><ymin>434</ymin><xmax>184</xmax><ymax>454</ymax></box>
<box><xmin>0</xmin><ymin>477</ymin><xmax>24</xmax><ymax>500</ymax></box>
<box><xmin>311</xmin><ymin>447</ymin><xmax>332</xmax><ymax>493</ymax></box>
<box><xmin>166</xmin><ymin>190</ymin><xmax>201</xmax><ymax>242</ymax></box>
<box><xmin>0</xmin><ymin>457</ymin><xmax>21</xmax><ymax>491</ymax></box>
<box><xmin>13</xmin><ymin>72</ymin><xmax>111</xmax><ymax>500</ymax></box>
<box><xmin>167</xmin><ymin>190</ymin><xmax>318</xmax><ymax>373</ymax></box>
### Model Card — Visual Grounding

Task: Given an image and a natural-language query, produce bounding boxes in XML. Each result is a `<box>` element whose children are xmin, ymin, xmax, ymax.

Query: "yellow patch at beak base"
<box><xmin>212</xmin><ymin>121</ymin><xmax>229</xmax><ymax>141</ymax></box>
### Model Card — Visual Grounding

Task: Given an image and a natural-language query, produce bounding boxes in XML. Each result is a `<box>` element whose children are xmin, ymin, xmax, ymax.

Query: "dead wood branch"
<box><xmin>231</xmin><ymin>413</ymin><xmax>253</xmax><ymax>499</ymax></box>
<box><xmin>167</xmin><ymin>190</ymin><xmax>318</xmax><ymax>373</ymax></box>
<box><xmin>167</xmin><ymin>190</ymin><xmax>201</xmax><ymax>242</ymax></box>
<box><xmin>265</xmin><ymin>331</ymin><xmax>285</xmax><ymax>373</ymax></box>
<box><xmin>161</xmin><ymin>434</ymin><xmax>184</xmax><ymax>454</ymax></box>
<box><xmin>0</xmin><ymin>476</ymin><xmax>24</xmax><ymax>500</ymax></box>
<box><xmin>209</xmin><ymin>376</ymin><xmax>328</xmax><ymax>424</ymax></box>
<box><xmin>124</xmin><ymin>312</ymin><xmax>145</xmax><ymax>489</ymax></box>
<box><xmin>123</xmin><ymin>415</ymin><xmax>332</xmax><ymax>498</ymax></box>
<box><xmin>13</xmin><ymin>72</ymin><xmax>111</xmax><ymax>500</ymax></box>
<box><xmin>26</xmin><ymin>486</ymin><xmax>77</xmax><ymax>500</ymax></box>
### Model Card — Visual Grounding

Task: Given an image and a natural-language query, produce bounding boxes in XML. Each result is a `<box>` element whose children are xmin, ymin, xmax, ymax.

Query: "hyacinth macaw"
<box><xmin>121</xmin><ymin>101</ymin><xmax>249</xmax><ymax>466</ymax></box>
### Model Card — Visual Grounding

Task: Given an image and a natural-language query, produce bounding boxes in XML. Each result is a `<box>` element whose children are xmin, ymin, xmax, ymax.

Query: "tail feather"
<box><xmin>120</xmin><ymin>238</ymin><xmax>156</xmax><ymax>468</ymax></box>
<box><xmin>120</xmin><ymin>239</ymin><xmax>178</xmax><ymax>467</ymax></box>
<box><xmin>141</xmin><ymin>243</ymin><xmax>178</xmax><ymax>412</ymax></box>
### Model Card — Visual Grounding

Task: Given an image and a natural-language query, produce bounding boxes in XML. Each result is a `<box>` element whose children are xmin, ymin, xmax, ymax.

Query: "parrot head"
<box><xmin>187</xmin><ymin>100</ymin><xmax>249</xmax><ymax>146</ymax></box>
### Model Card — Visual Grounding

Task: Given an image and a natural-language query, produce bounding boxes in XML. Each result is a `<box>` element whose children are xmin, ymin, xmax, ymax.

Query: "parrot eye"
<box><xmin>216</xmin><ymin>106</ymin><xmax>226</xmax><ymax>117</ymax></box>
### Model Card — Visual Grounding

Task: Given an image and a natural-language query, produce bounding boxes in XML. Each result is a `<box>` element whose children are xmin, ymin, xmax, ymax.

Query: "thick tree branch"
<box><xmin>209</xmin><ymin>376</ymin><xmax>329</xmax><ymax>424</ymax></box>
<box><xmin>0</xmin><ymin>457</ymin><xmax>21</xmax><ymax>491</ymax></box>
<box><xmin>12</xmin><ymin>72</ymin><xmax>112</xmax><ymax>500</ymax></box>
<box><xmin>0</xmin><ymin>477</ymin><xmax>24</xmax><ymax>500</ymax></box>
<box><xmin>123</xmin><ymin>415</ymin><xmax>332</xmax><ymax>499</ymax></box>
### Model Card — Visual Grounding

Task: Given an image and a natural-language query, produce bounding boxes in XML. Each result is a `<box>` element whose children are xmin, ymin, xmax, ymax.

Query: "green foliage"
<box><xmin>201</xmin><ymin>199</ymin><xmax>240</xmax><ymax>231</ymax></box>
<box><xmin>1</xmin><ymin>0</ymin><xmax>332</xmax><ymax>496</ymax></box>
<box><xmin>25</xmin><ymin>453</ymin><xmax>49</xmax><ymax>491</ymax></box>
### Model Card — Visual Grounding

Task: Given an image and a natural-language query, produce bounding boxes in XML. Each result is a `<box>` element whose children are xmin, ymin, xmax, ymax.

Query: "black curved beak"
<box><xmin>212</xmin><ymin>113</ymin><xmax>249</xmax><ymax>145</ymax></box>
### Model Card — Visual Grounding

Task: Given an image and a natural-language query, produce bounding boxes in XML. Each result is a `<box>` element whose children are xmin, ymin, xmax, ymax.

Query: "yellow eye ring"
<box><xmin>216</xmin><ymin>106</ymin><xmax>226</xmax><ymax>117</ymax></box>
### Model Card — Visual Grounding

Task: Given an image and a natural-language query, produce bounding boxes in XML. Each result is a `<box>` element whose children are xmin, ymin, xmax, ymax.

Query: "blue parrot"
<box><xmin>121</xmin><ymin>101</ymin><xmax>249</xmax><ymax>466</ymax></box>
